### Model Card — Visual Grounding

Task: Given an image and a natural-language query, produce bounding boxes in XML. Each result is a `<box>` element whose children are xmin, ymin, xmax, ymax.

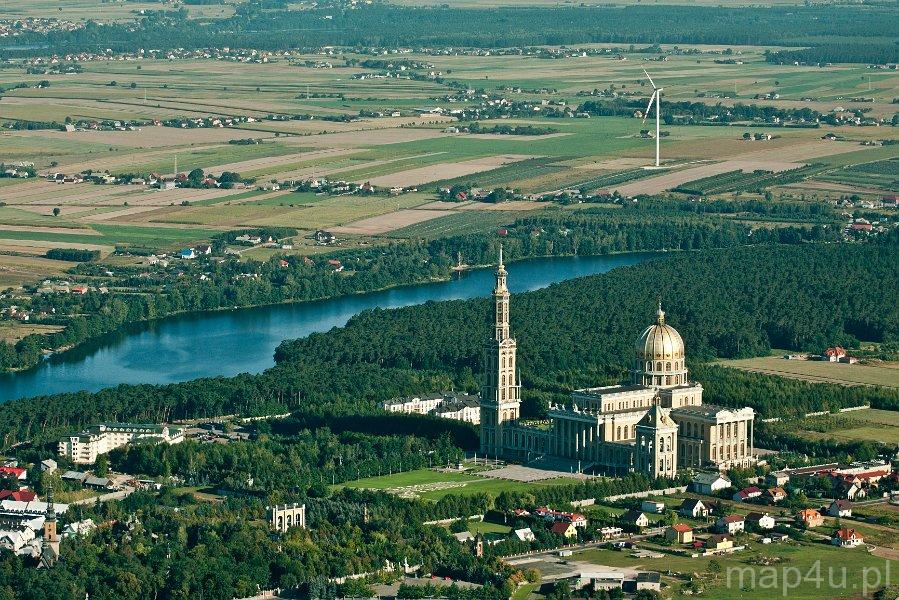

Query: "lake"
<box><xmin>0</xmin><ymin>252</ymin><xmax>658</xmax><ymax>403</ymax></box>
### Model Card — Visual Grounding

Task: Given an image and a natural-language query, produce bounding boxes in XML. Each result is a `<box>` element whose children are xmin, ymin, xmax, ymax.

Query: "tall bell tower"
<box><xmin>480</xmin><ymin>246</ymin><xmax>521</xmax><ymax>458</ymax></box>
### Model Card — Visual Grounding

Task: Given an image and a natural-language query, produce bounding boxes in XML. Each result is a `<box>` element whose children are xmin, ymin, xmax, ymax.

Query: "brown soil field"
<box><xmin>331</xmin><ymin>209</ymin><xmax>449</xmax><ymax>235</ymax></box>
<box><xmin>366</xmin><ymin>155</ymin><xmax>535</xmax><ymax>187</ymax></box>
<box><xmin>11</xmin><ymin>126</ymin><xmax>280</xmax><ymax>148</ymax></box>
<box><xmin>0</xmin><ymin>253</ymin><xmax>77</xmax><ymax>286</ymax></box>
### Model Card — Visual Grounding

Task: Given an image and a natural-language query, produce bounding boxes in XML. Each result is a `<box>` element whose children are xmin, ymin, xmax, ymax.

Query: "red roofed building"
<box><xmin>0</xmin><ymin>467</ymin><xmax>26</xmax><ymax>481</ymax></box>
<box><xmin>832</xmin><ymin>527</ymin><xmax>864</xmax><ymax>548</ymax></box>
<box><xmin>0</xmin><ymin>489</ymin><xmax>37</xmax><ymax>502</ymax></box>
<box><xmin>550</xmin><ymin>521</ymin><xmax>577</xmax><ymax>539</ymax></box>
<box><xmin>824</xmin><ymin>347</ymin><xmax>847</xmax><ymax>361</ymax></box>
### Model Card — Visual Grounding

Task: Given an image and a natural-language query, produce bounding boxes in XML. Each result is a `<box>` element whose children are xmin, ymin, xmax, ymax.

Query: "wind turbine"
<box><xmin>642</xmin><ymin>69</ymin><xmax>662</xmax><ymax>167</ymax></box>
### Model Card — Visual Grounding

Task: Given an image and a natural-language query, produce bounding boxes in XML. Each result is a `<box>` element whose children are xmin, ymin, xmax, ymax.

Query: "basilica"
<box><xmin>479</xmin><ymin>249</ymin><xmax>756</xmax><ymax>477</ymax></box>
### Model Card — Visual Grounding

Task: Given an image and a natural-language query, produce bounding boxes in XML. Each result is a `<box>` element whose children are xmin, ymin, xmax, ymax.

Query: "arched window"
<box><xmin>645</xmin><ymin>361</ymin><xmax>651</xmax><ymax>371</ymax></box>
<box><xmin>616</xmin><ymin>426</ymin><xmax>622</xmax><ymax>439</ymax></box>
<box><xmin>666</xmin><ymin>362</ymin><xmax>671</xmax><ymax>370</ymax></box>
<box><xmin>656</xmin><ymin>362</ymin><xmax>663</xmax><ymax>371</ymax></box>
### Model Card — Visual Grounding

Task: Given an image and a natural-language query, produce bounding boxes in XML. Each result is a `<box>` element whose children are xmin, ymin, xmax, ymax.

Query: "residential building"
<box><xmin>765</xmin><ymin>487</ymin><xmax>787</xmax><ymax>503</ymax></box>
<box><xmin>827</xmin><ymin>499</ymin><xmax>853</xmax><ymax>518</ymax></box>
<box><xmin>733</xmin><ymin>486</ymin><xmax>762</xmax><ymax>502</ymax></box>
<box><xmin>514</xmin><ymin>527</ymin><xmax>536</xmax><ymax>542</ymax></box>
<box><xmin>58</xmin><ymin>423</ymin><xmax>184</xmax><ymax>464</ymax></box>
<box><xmin>831</xmin><ymin>528</ymin><xmax>864</xmax><ymax>548</ymax></box>
<box><xmin>796</xmin><ymin>508</ymin><xmax>824</xmax><ymax>528</ymax></box>
<box><xmin>745</xmin><ymin>512</ymin><xmax>776</xmax><ymax>530</ymax></box>
<box><xmin>619</xmin><ymin>510</ymin><xmax>649</xmax><ymax>529</ymax></box>
<box><xmin>717</xmin><ymin>514</ymin><xmax>745</xmax><ymax>534</ymax></box>
<box><xmin>706</xmin><ymin>533</ymin><xmax>734</xmax><ymax>551</ymax></box>
<box><xmin>692</xmin><ymin>473</ymin><xmax>732</xmax><ymax>495</ymax></box>
<box><xmin>666</xmin><ymin>523</ymin><xmax>694</xmax><ymax>544</ymax></box>
<box><xmin>641</xmin><ymin>500</ymin><xmax>665</xmax><ymax>514</ymax></box>
<box><xmin>550</xmin><ymin>521</ymin><xmax>578</xmax><ymax>539</ymax></box>
<box><xmin>381</xmin><ymin>392</ymin><xmax>481</xmax><ymax>424</ymax></box>
<box><xmin>678</xmin><ymin>498</ymin><xmax>709</xmax><ymax>519</ymax></box>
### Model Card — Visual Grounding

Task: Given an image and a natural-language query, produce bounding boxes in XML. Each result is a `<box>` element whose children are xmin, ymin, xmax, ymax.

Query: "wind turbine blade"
<box><xmin>642</xmin><ymin>91</ymin><xmax>656</xmax><ymax>124</ymax></box>
<box><xmin>643</xmin><ymin>69</ymin><xmax>656</xmax><ymax>89</ymax></box>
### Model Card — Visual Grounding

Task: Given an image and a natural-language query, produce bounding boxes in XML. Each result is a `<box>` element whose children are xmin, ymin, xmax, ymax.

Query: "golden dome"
<box><xmin>634</xmin><ymin>303</ymin><xmax>685</xmax><ymax>361</ymax></box>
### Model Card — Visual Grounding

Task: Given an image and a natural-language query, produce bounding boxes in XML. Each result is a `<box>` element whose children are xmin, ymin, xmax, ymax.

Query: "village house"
<box><xmin>550</xmin><ymin>521</ymin><xmax>577</xmax><ymax>539</ymax></box>
<box><xmin>619</xmin><ymin>510</ymin><xmax>649</xmax><ymax>529</ymax></box>
<box><xmin>641</xmin><ymin>500</ymin><xmax>665</xmax><ymax>514</ymax></box>
<box><xmin>678</xmin><ymin>498</ymin><xmax>709</xmax><ymax>519</ymax></box>
<box><xmin>0</xmin><ymin>467</ymin><xmax>26</xmax><ymax>481</ymax></box>
<box><xmin>705</xmin><ymin>533</ymin><xmax>734</xmax><ymax>551</ymax></box>
<box><xmin>733</xmin><ymin>486</ymin><xmax>762</xmax><ymax>502</ymax></box>
<box><xmin>665</xmin><ymin>523</ymin><xmax>694</xmax><ymax>544</ymax></box>
<box><xmin>831</xmin><ymin>527</ymin><xmax>864</xmax><ymax>548</ymax></box>
<box><xmin>717</xmin><ymin>514</ymin><xmax>745</xmax><ymax>534</ymax></box>
<box><xmin>827</xmin><ymin>499</ymin><xmax>853</xmax><ymax>518</ymax></box>
<box><xmin>514</xmin><ymin>527</ymin><xmax>536</xmax><ymax>542</ymax></box>
<box><xmin>766</xmin><ymin>471</ymin><xmax>790</xmax><ymax>487</ymax></box>
<box><xmin>765</xmin><ymin>487</ymin><xmax>787</xmax><ymax>503</ymax></box>
<box><xmin>745</xmin><ymin>512</ymin><xmax>776</xmax><ymax>530</ymax></box>
<box><xmin>796</xmin><ymin>508</ymin><xmax>825</xmax><ymax>528</ymax></box>
<box><xmin>691</xmin><ymin>472</ymin><xmax>732</xmax><ymax>495</ymax></box>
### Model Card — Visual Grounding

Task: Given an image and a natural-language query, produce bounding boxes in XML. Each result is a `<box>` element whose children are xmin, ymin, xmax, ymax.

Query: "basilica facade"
<box><xmin>479</xmin><ymin>250</ymin><xmax>756</xmax><ymax>478</ymax></box>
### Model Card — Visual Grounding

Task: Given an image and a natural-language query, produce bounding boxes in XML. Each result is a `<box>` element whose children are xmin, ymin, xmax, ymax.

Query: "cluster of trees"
<box><xmin>578</xmin><ymin>99</ymin><xmax>821</xmax><ymax>125</ymax></box>
<box><xmin>0</xmin><ymin>211</ymin><xmax>832</xmax><ymax>372</ymax></box>
<box><xmin>466</xmin><ymin>123</ymin><xmax>559</xmax><ymax>136</ymax></box>
<box><xmin>45</xmin><ymin>248</ymin><xmax>100</xmax><ymax>262</ymax></box>
<box><xmin>3</xmin><ymin>240</ymin><xmax>894</xmax><ymax>449</ymax></box>
<box><xmin>7</xmin><ymin>5</ymin><xmax>895</xmax><ymax>56</ymax></box>
<box><xmin>766</xmin><ymin>42</ymin><xmax>899</xmax><ymax>66</ymax></box>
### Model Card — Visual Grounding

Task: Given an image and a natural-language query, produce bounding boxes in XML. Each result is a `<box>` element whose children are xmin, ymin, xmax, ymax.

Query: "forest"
<box><xmin>2</xmin><ymin>4</ymin><xmax>897</xmax><ymax>62</ymax></box>
<box><xmin>2</xmin><ymin>239</ymin><xmax>896</xmax><ymax>450</ymax></box>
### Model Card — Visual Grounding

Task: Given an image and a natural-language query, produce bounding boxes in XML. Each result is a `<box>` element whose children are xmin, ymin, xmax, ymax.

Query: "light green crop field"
<box><xmin>717</xmin><ymin>355</ymin><xmax>899</xmax><ymax>388</ymax></box>
<box><xmin>338</xmin><ymin>468</ymin><xmax>577</xmax><ymax>501</ymax></box>
<box><xmin>790</xmin><ymin>409</ymin><xmax>899</xmax><ymax>445</ymax></box>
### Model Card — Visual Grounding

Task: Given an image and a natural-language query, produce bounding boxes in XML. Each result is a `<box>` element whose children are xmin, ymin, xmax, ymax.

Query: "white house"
<box><xmin>827</xmin><ymin>499</ymin><xmax>853</xmax><ymax>518</ymax></box>
<box><xmin>832</xmin><ymin>528</ymin><xmax>864</xmax><ymax>548</ymax></box>
<box><xmin>717</xmin><ymin>514</ymin><xmax>745</xmax><ymax>534</ymax></box>
<box><xmin>678</xmin><ymin>498</ymin><xmax>709</xmax><ymax>519</ymax></box>
<box><xmin>514</xmin><ymin>527</ymin><xmax>536</xmax><ymax>542</ymax></box>
<box><xmin>641</xmin><ymin>500</ymin><xmax>665</xmax><ymax>514</ymax></box>
<box><xmin>692</xmin><ymin>472</ymin><xmax>732</xmax><ymax>495</ymax></box>
<box><xmin>745</xmin><ymin>512</ymin><xmax>776</xmax><ymax>530</ymax></box>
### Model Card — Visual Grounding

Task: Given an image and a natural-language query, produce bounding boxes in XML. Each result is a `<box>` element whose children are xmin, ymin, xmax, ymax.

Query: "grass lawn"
<box><xmin>574</xmin><ymin>541</ymin><xmax>896</xmax><ymax>599</ymax></box>
<box><xmin>467</xmin><ymin>520</ymin><xmax>513</xmax><ymax>535</ymax></box>
<box><xmin>338</xmin><ymin>468</ymin><xmax>577</xmax><ymax>501</ymax></box>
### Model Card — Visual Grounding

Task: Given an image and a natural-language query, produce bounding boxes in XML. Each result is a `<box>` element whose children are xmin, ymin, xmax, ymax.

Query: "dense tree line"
<box><xmin>2</xmin><ymin>241</ymin><xmax>895</xmax><ymax>449</ymax></box>
<box><xmin>3</xmin><ymin>5</ymin><xmax>896</xmax><ymax>58</ymax></box>
<box><xmin>578</xmin><ymin>99</ymin><xmax>822</xmax><ymax>125</ymax></box>
<box><xmin>766</xmin><ymin>42</ymin><xmax>899</xmax><ymax>66</ymax></box>
<box><xmin>45</xmin><ymin>248</ymin><xmax>100</xmax><ymax>262</ymax></box>
<box><xmin>0</xmin><ymin>212</ymin><xmax>832</xmax><ymax>372</ymax></box>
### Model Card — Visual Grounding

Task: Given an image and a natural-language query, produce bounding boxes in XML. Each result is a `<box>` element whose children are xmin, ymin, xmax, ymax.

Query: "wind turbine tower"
<box><xmin>642</xmin><ymin>69</ymin><xmax>663</xmax><ymax>167</ymax></box>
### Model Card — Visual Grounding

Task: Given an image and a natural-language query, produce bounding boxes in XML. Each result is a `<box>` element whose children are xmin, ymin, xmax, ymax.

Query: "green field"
<box><xmin>718</xmin><ymin>354</ymin><xmax>899</xmax><ymax>389</ymax></box>
<box><xmin>573</xmin><ymin>542</ymin><xmax>896</xmax><ymax>600</ymax></box>
<box><xmin>338</xmin><ymin>468</ymin><xmax>577</xmax><ymax>501</ymax></box>
<box><xmin>791</xmin><ymin>409</ymin><xmax>899</xmax><ymax>445</ymax></box>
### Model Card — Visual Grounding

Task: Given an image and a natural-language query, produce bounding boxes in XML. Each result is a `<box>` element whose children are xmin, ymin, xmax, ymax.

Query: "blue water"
<box><xmin>0</xmin><ymin>253</ymin><xmax>657</xmax><ymax>402</ymax></box>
